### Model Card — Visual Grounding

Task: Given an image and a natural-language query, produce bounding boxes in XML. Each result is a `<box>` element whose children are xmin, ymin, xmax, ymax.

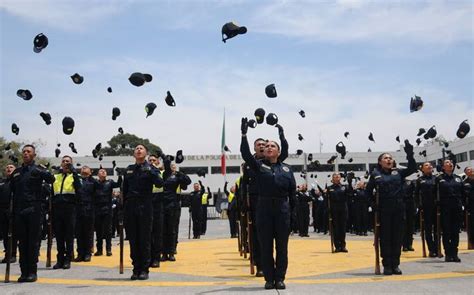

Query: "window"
<box><xmin>470</xmin><ymin>150</ymin><xmax>474</xmax><ymax>161</ymax></box>
<box><xmin>338</xmin><ymin>164</ymin><xmax>366</xmax><ymax>172</ymax></box>
<box><xmin>307</xmin><ymin>163</ymin><xmax>334</xmax><ymax>172</ymax></box>
<box><xmin>368</xmin><ymin>164</ymin><xmax>378</xmax><ymax>173</ymax></box>
<box><xmin>291</xmin><ymin>165</ymin><xmax>304</xmax><ymax>172</ymax></box>
<box><xmin>91</xmin><ymin>168</ymin><xmax>114</xmax><ymax>176</ymax></box>
<box><xmin>179</xmin><ymin>166</ymin><xmax>208</xmax><ymax>175</ymax></box>
<box><xmin>455</xmin><ymin>152</ymin><xmax>468</xmax><ymax>163</ymax></box>
<box><xmin>211</xmin><ymin>166</ymin><xmax>241</xmax><ymax>174</ymax></box>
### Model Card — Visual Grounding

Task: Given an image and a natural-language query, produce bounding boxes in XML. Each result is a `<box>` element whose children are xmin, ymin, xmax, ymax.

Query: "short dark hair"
<box><xmin>22</xmin><ymin>144</ymin><xmax>36</xmax><ymax>152</ymax></box>
<box><xmin>136</xmin><ymin>144</ymin><xmax>148</xmax><ymax>152</ymax></box>
<box><xmin>254</xmin><ymin>138</ymin><xmax>265</xmax><ymax>145</ymax></box>
<box><xmin>62</xmin><ymin>155</ymin><xmax>73</xmax><ymax>162</ymax></box>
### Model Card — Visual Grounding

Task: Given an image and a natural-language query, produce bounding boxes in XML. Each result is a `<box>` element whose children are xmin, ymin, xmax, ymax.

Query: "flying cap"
<box><xmin>112</xmin><ymin>107</ymin><xmax>121</xmax><ymax>120</ymax></box>
<box><xmin>327</xmin><ymin>155</ymin><xmax>337</xmax><ymax>164</ymax></box>
<box><xmin>70</xmin><ymin>73</ymin><xmax>84</xmax><ymax>84</ymax></box>
<box><xmin>368</xmin><ymin>132</ymin><xmax>375</xmax><ymax>142</ymax></box>
<box><xmin>128</xmin><ymin>72</ymin><xmax>152</xmax><ymax>87</ymax></box>
<box><xmin>118</xmin><ymin>127</ymin><xmax>124</xmax><ymax>134</ymax></box>
<box><xmin>33</xmin><ymin>33</ymin><xmax>48</xmax><ymax>53</ymax></box>
<box><xmin>395</xmin><ymin>135</ymin><xmax>400</xmax><ymax>143</ymax></box>
<box><xmin>299</xmin><ymin>110</ymin><xmax>305</xmax><ymax>118</ymax></box>
<box><xmin>69</xmin><ymin>142</ymin><xmax>78</xmax><ymax>154</ymax></box>
<box><xmin>40</xmin><ymin>112</ymin><xmax>52</xmax><ymax>125</ymax></box>
<box><xmin>308</xmin><ymin>153</ymin><xmax>313</xmax><ymax>162</ymax></box>
<box><xmin>221</xmin><ymin>21</ymin><xmax>247</xmax><ymax>43</ymax></box>
<box><xmin>248</xmin><ymin>119</ymin><xmax>257</xmax><ymax>128</ymax></box>
<box><xmin>296</xmin><ymin>149</ymin><xmax>303</xmax><ymax>156</ymax></box>
<box><xmin>165</xmin><ymin>91</ymin><xmax>176</xmax><ymax>107</ymax></box>
<box><xmin>423</xmin><ymin>125</ymin><xmax>437</xmax><ymax>139</ymax></box>
<box><xmin>417</xmin><ymin>128</ymin><xmax>426</xmax><ymax>137</ymax></box>
<box><xmin>145</xmin><ymin>102</ymin><xmax>157</xmax><ymax>117</ymax></box>
<box><xmin>62</xmin><ymin>116</ymin><xmax>75</xmax><ymax>135</ymax></box>
<box><xmin>55</xmin><ymin>148</ymin><xmax>61</xmax><ymax>158</ymax></box>
<box><xmin>344</xmin><ymin>131</ymin><xmax>349</xmax><ymax>138</ymax></box>
<box><xmin>410</xmin><ymin>95</ymin><xmax>423</xmax><ymax>113</ymax></box>
<box><xmin>266</xmin><ymin>113</ymin><xmax>278</xmax><ymax>126</ymax></box>
<box><xmin>254</xmin><ymin>108</ymin><xmax>266</xmax><ymax>124</ymax></box>
<box><xmin>265</xmin><ymin>84</ymin><xmax>277</xmax><ymax>98</ymax></box>
<box><xmin>11</xmin><ymin>123</ymin><xmax>19</xmax><ymax>135</ymax></box>
<box><xmin>298</xmin><ymin>134</ymin><xmax>304</xmax><ymax>141</ymax></box>
<box><xmin>335</xmin><ymin>141</ymin><xmax>346</xmax><ymax>159</ymax></box>
<box><xmin>17</xmin><ymin>89</ymin><xmax>33</xmax><ymax>100</ymax></box>
<box><xmin>197</xmin><ymin>168</ymin><xmax>207</xmax><ymax>178</ymax></box>
<box><xmin>456</xmin><ymin>120</ymin><xmax>470</xmax><ymax>139</ymax></box>
<box><xmin>176</xmin><ymin>150</ymin><xmax>184</xmax><ymax>164</ymax></box>
<box><xmin>107</xmin><ymin>87</ymin><xmax>112</xmax><ymax>93</ymax></box>
<box><xmin>416</xmin><ymin>138</ymin><xmax>422</xmax><ymax>146</ymax></box>
<box><xmin>348</xmin><ymin>158</ymin><xmax>353</xmax><ymax>163</ymax></box>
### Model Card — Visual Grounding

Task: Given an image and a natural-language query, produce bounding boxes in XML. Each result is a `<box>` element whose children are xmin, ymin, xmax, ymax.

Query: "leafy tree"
<box><xmin>101</xmin><ymin>133</ymin><xmax>162</xmax><ymax>156</ymax></box>
<box><xmin>0</xmin><ymin>137</ymin><xmax>48</xmax><ymax>177</ymax></box>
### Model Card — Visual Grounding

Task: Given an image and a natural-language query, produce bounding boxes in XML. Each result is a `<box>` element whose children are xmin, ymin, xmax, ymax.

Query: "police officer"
<box><xmin>160</xmin><ymin>157</ymin><xmax>191</xmax><ymax>262</ymax></box>
<box><xmin>241</xmin><ymin>117</ymin><xmax>295</xmax><ymax>290</ymax></box>
<box><xmin>189</xmin><ymin>182</ymin><xmax>204</xmax><ymax>239</ymax></box>
<box><xmin>123</xmin><ymin>144</ymin><xmax>163</xmax><ymax>280</ymax></box>
<box><xmin>327</xmin><ymin>173</ymin><xmax>353</xmax><ymax>252</ymax></box>
<box><xmin>224</xmin><ymin>181</ymin><xmax>238</xmax><ymax>238</ymax></box>
<box><xmin>464</xmin><ymin>167</ymin><xmax>474</xmax><ymax>248</ymax></box>
<box><xmin>94</xmin><ymin>168</ymin><xmax>121</xmax><ymax>257</ymax></box>
<box><xmin>75</xmin><ymin>166</ymin><xmax>96</xmax><ymax>262</ymax></box>
<box><xmin>1</xmin><ymin>164</ymin><xmax>17</xmax><ymax>263</ymax></box>
<box><xmin>353</xmin><ymin>180</ymin><xmax>369</xmax><ymax>236</ymax></box>
<box><xmin>200</xmin><ymin>186</ymin><xmax>212</xmax><ymax>236</ymax></box>
<box><xmin>52</xmin><ymin>155</ymin><xmax>82</xmax><ymax>270</ymax></box>
<box><xmin>365</xmin><ymin>140</ymin><xmax>416</xmax><ymax>275</ymax></box>
<box><xmin>296</xmin><ymin>184</ymin><xmax>313</xmax><ymax>237</ymax></box>
<box><xmin>437</xmin><ymin>159</ymin><xmax>464</xmax><ymax>262</ymax></box>
<box><xmin>402</xmin><ymin>179</ymin><xmax>416</xmax><ymax>251</ymax></box>
<box><xmin>10</xmin><ymin>145</ymin><xmax>55</xmax><ymax>282</ymax></box>
<box><xmin>415</xmin><ymin>162</ymin><xmax>439</xmax><ymax>257</ymax></box>
<box><xmin>148</xmin><ymin>154</ymin><xmax>163</xmax><ymax>268</ymax></box>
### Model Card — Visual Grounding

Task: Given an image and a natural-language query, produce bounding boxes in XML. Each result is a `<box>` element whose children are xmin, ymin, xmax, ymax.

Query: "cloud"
<box><xmin>0</xmin><ymin>0</ymin><xmax>131</xmax><ymax>32</ymax></box>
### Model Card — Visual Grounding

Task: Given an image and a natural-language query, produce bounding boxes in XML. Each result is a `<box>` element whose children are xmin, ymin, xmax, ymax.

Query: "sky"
<box><xmin>0</xmin><ymin>0</ymin><xmax>472</xmax><ymax>159</ymax></box>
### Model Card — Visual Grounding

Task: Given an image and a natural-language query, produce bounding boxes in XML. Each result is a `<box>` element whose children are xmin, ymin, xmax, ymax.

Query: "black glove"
<box><xmin>241</xmin><ymin>117</ymin><xmax>248</xmax><ymax>135</ymax></box>
<box><xmin>275</xmin><ymin>123</ymin><xmax>284</xmax><ymax>136</ymax></box>
<box><xmin>404</xmin><ymin>140</ymin><xmax>414</xmax><ymax>157</ymax></box>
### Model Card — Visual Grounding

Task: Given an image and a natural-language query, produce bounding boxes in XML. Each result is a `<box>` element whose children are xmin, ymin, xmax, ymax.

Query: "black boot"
<box><xmin>264</xmin><ymin>281</ymin><xmax>274</xmax><ymax>289</ymax></box>
<box><xmin>275</xmin><ymin>281</ymin><xmax>286</xmax><ymax>289</ymax></box>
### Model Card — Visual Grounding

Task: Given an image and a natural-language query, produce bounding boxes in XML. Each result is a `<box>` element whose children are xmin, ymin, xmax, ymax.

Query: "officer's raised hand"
<box><xmin>403</xmin><ymin>140</ymin><xmax>414</xmax><ymax>158</ymax></box>
<box><xmin>241</xmin><ymin>117</ymin><xmax>248</xmax><ymax>135</ymax></box>
<box><xmin>275</xmin><ymin>123</ymin><xmax>284</xmax><ymax>136</ymax></box>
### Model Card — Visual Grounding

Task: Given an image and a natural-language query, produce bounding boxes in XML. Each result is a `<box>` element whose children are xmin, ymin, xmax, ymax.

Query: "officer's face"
<box><xmin>98</xmin><ymin>169</ymin><xmax>107</xmax><ymax>179</ymax></box>
<box><xmin>254</xmin><ymin>140</ymin><xmax>266</xmax><ymax>156</ymax></box>
<box><xmin>148</xmin><ymin>156</ymin><xmax>159</xmax><ymax>167</ymax></box>
<box><xmin>443</xmin><ymin>160</ymin><xmax>453</xmax><ymax>173</ymax></box>
<box><xmin>171</xmin><ymin>164</ymin><xmax>177</xmax><ymax>172</ymax></box>
<box><xmin>22</xmin><ymin>146</ymin><xmax>36</xmax><ymax>164</ymax></box>
<box><xmin>230</xmin><ymin>185</ymin><xmax>236</xmax><ymax>193</ymax></box>
<box><xmin>379</xmin><ymin>154</ymin><xmax>393</xmax><ymax>170</ymax></box>
<box><xmin>61</xmin><ymin>156</ymin><xmax>72</xmax><ymax>171</ymax></box>
<box><xmin>421</xmin><ymin>162</ymin><xmax>433</xmax><ymax>175</ymax></box>
<box><xmin>5</xmin><ymin>164</ymin><xmax>15</xmax><ymax>177</ymax></box>
<box><xmin>134</xmin><ymin>145</ymin><xmax>147</xmax><ymax>161</ymax></box>
<box><xmin>466</xmin><ymin>167</ymin><xmax>473</xmax><ymax>178</ymax></box>
<box><xmin>332</xmin><ymin>174</ymin><xmax>341</xmax><ymax>184</ymax></box>
<box><xmin>81</xmin><ymin>167</ymin><xmax>91</xmax><ymax>178</ymax></box>
<box><xmin>193</xmin><ymin>183</ymin><xmax>200</xmax><ymax>191</ymax></box>
<box><xmin>264</xmin><ymin>141</ymin><xmax>280</xmax><ymax>160</ymax></box>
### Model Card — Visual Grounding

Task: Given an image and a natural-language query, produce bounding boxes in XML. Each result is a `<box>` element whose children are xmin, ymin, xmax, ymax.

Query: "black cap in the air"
<box><xmin>423</xmin><ymin>125</ymin><xmax>437</xmax><ymax>139</ymax></box>
<box><xmin>62</xmin><ymin>116</ymin><xmax>75</xmax><ymax>135</ymax></box>
<box><xmin>118</xmin><ymin>127</ymin><xmax>124</xmax><ymax>134</ymax></box>
<box><xmin>419</xmin><ymin>150</ymin><xmax>427</xmax><ymax>157</ymax></box>
<box><xmin>296</xmin><ymin>149</ymin><xmax>303</xmax><ymax>156</ymax></box>
<box><xmin>254</xmin><ymin>108</ymin><xmax>265</xmax><ymax>124</ymax></box>
<box><xmin>266</xmin><ymin>113</ymin><xmax>278</xmax><ymax>126</ymax></box>
<box><xmin>224</xmin><ymin>145</ymin><xmax>231</xmax><ymax>152</ymax></box>
<box><xmin>335</xmin><ymin>142</ymin><xmax>346</xmax><ymax>159</ymax></box>
<box><xmin>265</xmin><ymin>84</ymin><xmax>277</xmax><ymax>98</ymax></box>
<box><xmin>40</xmin><ymin>112</ymin><xmax>52</xmax><ymax>125</ymax></box>
<box><xmin>308</xmin><ymin>153</ymin><xmax>313</xmax><ymax>162</ymax></box>
<box><xmin>69</xmin><ymin>142</ymin><xmax>77</xmax><ymax>154</ymax></box>
<box><xmin>221</xmin><ymin>21</ymin><xmax>247</xmax><ymax>43</ymax></box>
<box><xmin>176</xmin><ymin>150</ymin><xmax>184</xmax><ymax>164</ymax></box>
<box><xmin>112</xmin><ymin>107</ymin><xmax>121</xmax><ymax>120</ymax></box>
<box><xmin>417</xmin><ymin>128</ymin><xmax>426</xmax><ymax>137</ymax></box>
<box><xmin>55</xmin><ymin>148</ymin><xmax>61</xmax><ymax>158</ymax></box>
<box><xmin>165</xmin><ymin>91</ymin><xmax>176</xmax><ymax>107</ymax></box>
<box><xmin>299</xmin><ymin>110</ymin><xmax>305</xmax><ymax>118</ymax></box>
<box><xmin>129</xmin><ymin>72</ymin><xmax>152</xmax><ymax>87</ymax></box>
<box><xmin>71</xmin><ymin>73</ymin><xmax>84</xmax><ymax>84</ymax></box>
<box><xmin>416</xmin><ymin>138</ymin><xmax>422</xmax><ymax>146</ymax></box>
<box><xmin>456</xmin><ymin>120</ymin><xmax>470</xmax><ymax>139</ymax></box>
<box><xmin>112</xmin><ymin>160</ymin><xmax>117</xmax><ymax>169</ymax></box>
<box><xmin>395</xmin><ymin>135</ymin><xmax>400</xmax><ymax>143</ymax></box>
<box><xmin>327</xmin><ymin>155</ymin><xmax>337</xmax><ymax>164</ymax></box>
<box><xmin>33</xmin><ymin>33</ymin><xmax>48</xmax><ymax>53</ymax></box>
<box><xmin>348</xmin><ymin>158</ymin><xmax>353</xmax><ymax>163</ymax></box>
<box><xmin>11</xmin><ymin>123</ymin><xmax>19</xmax><ymax>135</ymax></box>
<box><xmin>145</xmin><ymin>102</ymin><xmax>157</xmax><ymax>118</ymax></box>
<box><xmin>367</xmin><ymin>148</ymin><xmax>372</xmax><ymax>152</ymax></box>
<box><xmin>17</xmin><ymin>89</ymin><xmax>33</xmax><ymax>100</ymax></box>
<box><xmin>344</xmin><ymin>131</ymin><xmax>349</xmax><ymax>138</ymax></box>
<box><xmin>197</xmin><ymin>168</ymin><xmax>207</xmax><ymax>178</ymax></box>
<box><xmin>98</xmin><ymin>154</ymin><xmax>103</xmax><ymax>161</ymax></box>
<box><xmin>95</xmin><ymin>143</ymin><xmax>102</xmax><ymax>152</ymax></box>
<box><xmin>248</xmin><ymin>119</ymin><xmax>257</xmax><ymax>128</ymax></box>
<box><xmin>410</xmin><ymin>95</ymin><xmax>423</xmax><ymax>113</ymax></box>
<box><xmin>298</xmin><ymin>134</ymin><xmax>304</xmax><ymax>141</ymax></box>
<box><xmin>368</xmin><ymin>132</ymin><xmax>375</xmax><ymax>142</ymax></box>
<box><xmin>107</xmin><ymin>87</ymin><xmax>113</xmax><ymax>93</ymax></box>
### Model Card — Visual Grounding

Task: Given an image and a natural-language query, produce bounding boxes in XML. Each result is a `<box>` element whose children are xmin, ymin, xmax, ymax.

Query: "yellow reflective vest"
<box><xmin>228</xmin><ymin>192</ymin><xmax>235</xmax><ymax>203</ymax></box>
<box><xmin>202</xmin><ymin>193</ymin><xmax>208</xmax><ymax>205</ymax></box>
<box><xmin>53</xmin><ymin>173</ymin><xmax>76</xmax><ymax>195</ymax></box>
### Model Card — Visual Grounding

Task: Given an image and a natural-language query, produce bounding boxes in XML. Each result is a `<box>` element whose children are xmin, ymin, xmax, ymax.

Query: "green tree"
<box><xmin>0</xmin><ymin>137</ymin><xmax>48</xmax><ymax>177</ymax></box>
<box><xmin>101</xmin><ymin>133</ymin><xmax>162</xmax><ymax>156</ymax></box>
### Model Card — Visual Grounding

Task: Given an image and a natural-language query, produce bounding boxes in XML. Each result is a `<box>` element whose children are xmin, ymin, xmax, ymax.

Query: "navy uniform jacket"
<box><xmin>415</xmin><ymin>174</ymin><xmax>436</xmax><ymax>210</ymax></box>
<box><xmin>80</xmin><ymin>176</ymin><xmax>97</xmax><ymax>205</ymax></box>
<box><xmin>122</xmin><ymin>161</ymin><xmax>163</xmax><ymax>201</ymax></box>
<box><xmin>10</xmin><ymin>162</ymin><xmax>55</xmax><ymax>210</ymax></box>
<box><xmin>436</xmin><ymin>173</ymin><xmax>464</xmax><ymax>209</ymax></box>
<box><xmin>464</xmin><ymin>178</ymin><xmax>474</xmax><ymax>212</ymax></box>
<box><xmin>240</xmin><ymin>136</ymin><xmax>296</xmax><ymax>205</ymax></box>
<box><xmin>0</xmin><ymin>178</ymin><xmax>11</xmax><ymax>209</ymax></box>
<box><xmin>353</xmin><ymin>188</ymin><xmax>369</xmax><ymax>204</ymax></box>
<box><xmin>161</xmin><ymin>171</ymin><xmax>191</xmax><ymax>208</ymax></box>
<box><xmin>327</xmin><ymin>183</ymin><xmax>353</xmax><ymax>210</ymax></box>
<box><xmin>365</xmin><ymin>157</ymin><xmax>417</xmax><ymax>208</ymax></box>
<box><xmin>296</xmin><ymin>191</ymin><xmax>313</xmax><ymax>211</ymax></box>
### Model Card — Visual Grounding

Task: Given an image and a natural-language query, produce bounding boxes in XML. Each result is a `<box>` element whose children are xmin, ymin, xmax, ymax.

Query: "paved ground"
<box><xmin>1</xmin><ymin>210</ymin><xmax>473</xmax><ymax>294</ymax></box>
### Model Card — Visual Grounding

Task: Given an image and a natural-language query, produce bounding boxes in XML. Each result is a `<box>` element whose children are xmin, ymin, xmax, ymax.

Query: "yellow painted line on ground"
<box><xmin>38</xmin><ymin>239</ymin><xmax>470</xmax><ymax>280</ymax></box>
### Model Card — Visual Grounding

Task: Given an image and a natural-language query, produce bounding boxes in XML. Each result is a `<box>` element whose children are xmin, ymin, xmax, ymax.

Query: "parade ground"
<box><xmin>1</xmin><ymin>212</ymin><xmax>473</xmax><ymax>294</ymax></box>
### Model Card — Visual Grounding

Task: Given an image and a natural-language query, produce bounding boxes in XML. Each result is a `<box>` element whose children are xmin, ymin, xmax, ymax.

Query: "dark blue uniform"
<box><xmin>0</xmin><ymin>177</ymin><xmax>17</xmax><ymax>262</ymax></box>
<box><xmin>123</xmin><ymin>161</ymin><xmax>163</xmax><ymax>277</ymax></box>
<box><xmin>402</xmin><ymin>180</ymin><xmax>416</xmax><ymax>251</ymax></box>
<box><xmin>437</xmin><ymin>172</ymin><xmax>464</xmax><ymax>261</ymax></box>
<box><xmin>327</xmin><ymin>182</ymin><xmax>353</xmax><ymax>251</ymax></box>
<box><xmin>464</xmin><ymin>178</ymin><xmax>474</xmax><ymax>247</ymax></box>
<box><xmin>189</xmin><ymin>187</ymin><xmax>204</xmax><ymax>238</ymax></box>
<box><xmin>241</xmin><ymin>135</ymin><xmax>296</xmax><ymax>285</ymax></box>
<box><xmin>296</xmin><ymin>190</ymin><xmax>313</xmax><ymax>236</ymax></box>
<box><xmin>353</xmin><ymin>188</ymin><xmax>369</xmax><ymax>235</ymax></box>
<box><xmin>10</xmin><ymin>162</ymin><xmax>54</xmax><ymax>280</ymax></box>
<box><xmin>415</xmin><ymin>174</ymin><xmax>439</xmax><ymax>256</ymax></box>
<box><xmin>76</xmin><ymin>175</ymin><xmax>97</xmax><ymax>261</ymax></box>
<box><xmin>365</xmin><ymin>157</ymin><xmax>416</xmax><ymax>273</ymax></box>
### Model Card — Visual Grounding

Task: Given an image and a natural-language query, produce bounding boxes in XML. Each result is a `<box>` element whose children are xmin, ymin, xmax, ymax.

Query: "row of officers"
<box><xmin>0</xmin><ymin>144</ymin><xmax>218</xmax><ymax>283</ymax></box>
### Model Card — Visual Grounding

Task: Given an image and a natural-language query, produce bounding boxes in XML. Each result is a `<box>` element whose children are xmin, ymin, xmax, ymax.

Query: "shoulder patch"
<box><xmin>374</xmin><ymin>175</ymin><xmax>382</xmax><ymax>179</ymax></box>
<box><xmin>126</xmin><ymin>170</ymin><xmax>133</xmax><ymax>174</ymax></box>
<box><xmin>455</xmin><ymin>178</ymin><xmax>461</xmax><ymax>182</ymax></box>
<box><xmin>391</xmin><ymin>170</ymin><xmax>399</xmax><ymax>176</ymax></box>
<box><xmin>13</xmin><ymin>172</ymin><xmax>20</xmax><ymax>178</ymax></box>
<box><xmin>261</xmin><ymin>164</ymin><xmax>271</xmax><ymax>170</ymax></box>
<box><xmin>282</xmin><ymin>166</ymin><xmax>290</xmax><ymax>172</ymax></box>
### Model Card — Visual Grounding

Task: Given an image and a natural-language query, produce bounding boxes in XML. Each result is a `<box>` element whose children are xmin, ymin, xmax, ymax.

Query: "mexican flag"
<box><xmin>221</xmin><ymin>110</ymin><xmax>226</xmax><ymax>175</ymax></box>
